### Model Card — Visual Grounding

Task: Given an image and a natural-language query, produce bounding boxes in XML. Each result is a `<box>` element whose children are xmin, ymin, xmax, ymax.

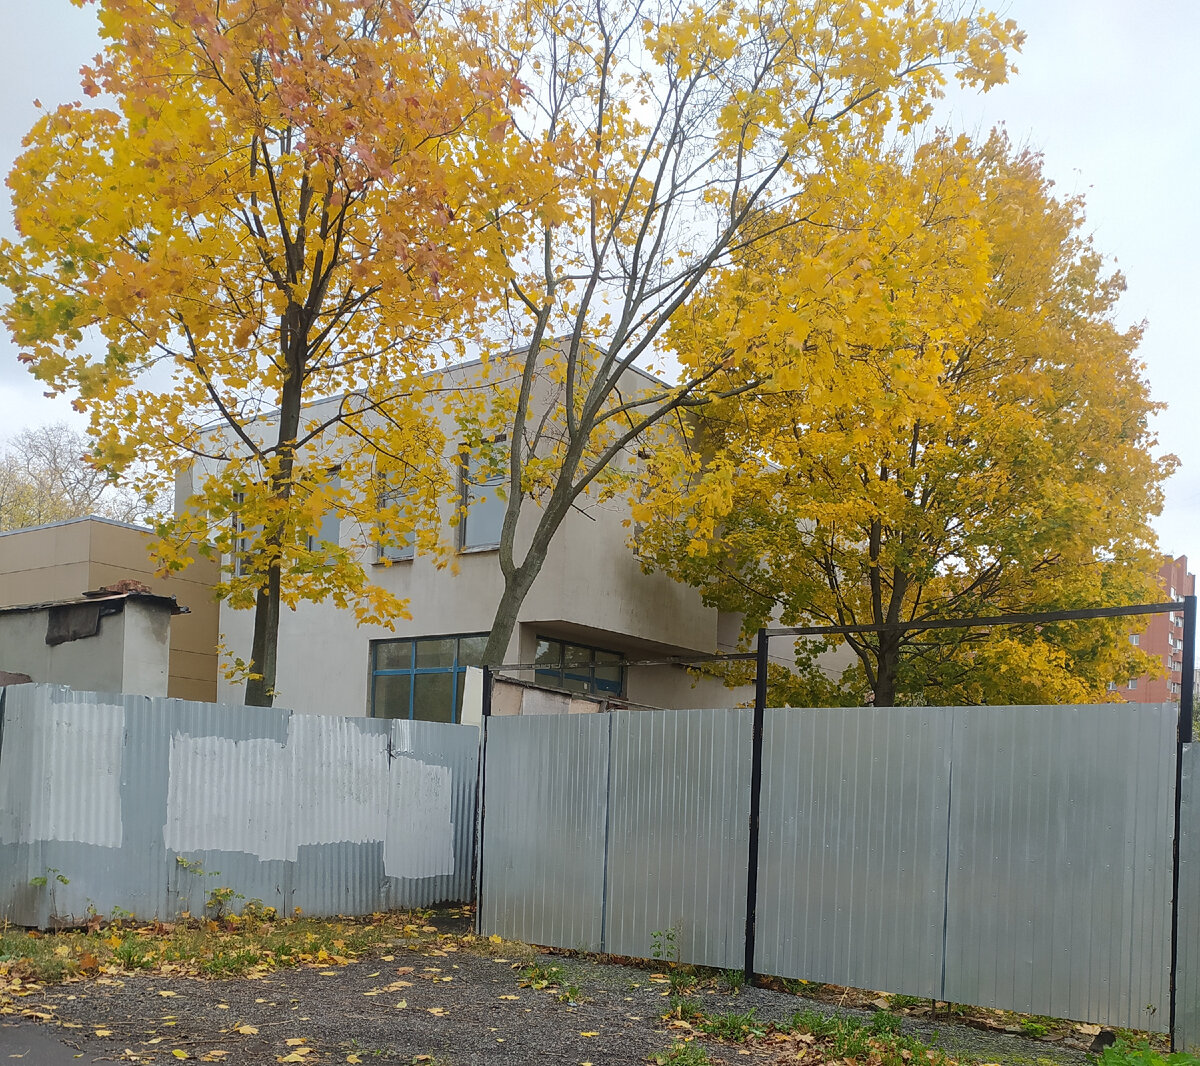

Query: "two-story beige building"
<box><xmin>185</xmin><ymin>360</ymin><xmax>751</xmax><ymax>721</ymax></box>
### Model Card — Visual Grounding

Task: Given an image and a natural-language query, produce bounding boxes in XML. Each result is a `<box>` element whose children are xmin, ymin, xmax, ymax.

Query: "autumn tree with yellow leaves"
<box><xmin>4</xmin><ymin>0</ymin><xmax>1024</xmax><ymax>695</ymax></box>
<box><xmin>456</xmin><ymin>0</ymin><xmax>1023</xmax><ymax>667</ymax></box>
<box><xmin>637</xmin><ymin>131</ymin><xmax>1171</xmax><ymax>707</ymax></box>
<box><xmin>2</xmin><ymin>0</ymin><xmax>546</xmax><ymax>704</ymax></box>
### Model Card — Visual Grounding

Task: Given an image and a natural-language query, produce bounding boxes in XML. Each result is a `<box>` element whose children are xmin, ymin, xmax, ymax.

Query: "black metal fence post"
<box><xmin>1170</xmin><ymin>595</ymin><xmax>1195</xmax><ymax>1050</ymax></box>
<box><xmin>1182</xmin><ymin>596</ymin><xmax>1196</xmax><ymax>742</ymax></box>
<box><xmin>473</xmin><ymin>666</ymin><xmax>494</xmax><ymax>936</ymax></box>
<box><xmin>744</xmin><ymin>628</ymin><xmax>769</xmax><ymax>982</ymax></box>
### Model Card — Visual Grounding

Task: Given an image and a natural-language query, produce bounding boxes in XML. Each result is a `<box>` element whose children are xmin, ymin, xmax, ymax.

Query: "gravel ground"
<box><xmin>2</xmin><ymin>922</ymin><xmax>1101</xmax><ymax>1065</ymax></box>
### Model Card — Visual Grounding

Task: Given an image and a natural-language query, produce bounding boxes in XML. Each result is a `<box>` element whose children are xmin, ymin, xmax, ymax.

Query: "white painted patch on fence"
<box><xmin>290</xmin><ymin>714</ymin><xmax>389</xmax><ymax>848</ymax></box>
<box><xmin>0</xmin><ymin>699</ymin><xmax>124</xmax><ymax>847</ymax></box>
<box><xmin>384</xmin><ymin>755</ymin><xmax>455</xmax><ymax>879</ymax></box>
<box><xmin>163</xmin><ymin>733</ymin><xmax>293</xmax><ymax>860</ymax></box>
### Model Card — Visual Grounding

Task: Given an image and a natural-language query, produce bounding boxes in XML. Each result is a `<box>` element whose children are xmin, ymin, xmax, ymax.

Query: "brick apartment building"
<box><xmin>1112</xmin><ymin>554</ymin><xmax>1195</xmax><ymax>704</ymax></box>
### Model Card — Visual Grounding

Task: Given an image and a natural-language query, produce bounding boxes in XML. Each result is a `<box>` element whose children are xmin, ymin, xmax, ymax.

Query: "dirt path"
<box><xmin>0</xmin><ymin>918</ymin><xmax>1102</xmax><ymax>1065</ymax></box>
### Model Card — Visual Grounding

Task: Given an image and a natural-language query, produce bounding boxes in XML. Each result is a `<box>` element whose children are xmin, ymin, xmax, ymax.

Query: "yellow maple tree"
<box><xmin>2</xmin><ymin>0</ymin><xmax>547</xmax><ymax>704</ymax></box>
<box><xmin>638</xmin><ymin>130</ymin><xmax>1172</xmax><ymax>706</ymax></box>
<box><xmin>446</xmin><ymin>0</ymin><xmax>1023</xmax><ymax>666</ymax></box>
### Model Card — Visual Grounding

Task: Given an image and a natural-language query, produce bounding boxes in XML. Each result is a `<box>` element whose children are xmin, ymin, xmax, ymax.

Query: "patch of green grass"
<box><xmin>0</xmin><ymin>911</ymin><xmax>435</xmax><ymax>984</ymax></box>
<box><xmin>786</xmin><ymin>1008</ymin><xmax>838</xmax><ymax>1039</ymax></box>
<box><xmin>696</xmin><ymin>1007</ymin><xmax>766</xmax><ymax>1041</ymax></box>
<box><xmin>887</xmin><ymin>993</ymin><xmax>924</xmax><ymax>1010</ymax></box>
<box><xmin>1094</xmin><ymin>1039</ymin><xmax>1200</xmax><ymax>1066</ymax></box>
<box><xmin>650</xmin><ymin>1040</ymin><xmax>710</xmax><ymax>1065</ymax></box>
<box><xmin>113</xmin><ymin>934</ymin><xmax>156</xmax><ymax>970</ymax></box>
<box><xmin>665</xmin><ymin>995</ymin><xmax>704</xmax><ymax>1021</ymax></box>
<box><xmin>869</xmin><ymin>1010</ymin><xmax>901</xmax><ymax>1035</ymax></box>
<box><xmin>717</xmin><ymin>968</ymin><xmax>744</xmax><ymax>993</ymax></box>
<box><xmin>1019</xmin><ymin>1018</ymin><xmax>1051</xmax><ymax>1038</ymax></box>
<box><xmin>668</xmin><ymin>966</ymin><xmax>697</xmax><ymax>994</ymax></box>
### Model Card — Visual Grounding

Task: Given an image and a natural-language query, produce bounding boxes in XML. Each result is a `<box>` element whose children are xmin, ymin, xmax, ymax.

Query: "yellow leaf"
<box><xmin>347</xmin><ymin>1057</ymin><xmax>363</xmax><ymax>1064</ymax></box>
<box><xmin>285</xmin><ymin>1039</ymin><xmax>307</xmax><ymax>1047</ymax></box>
<box><xmin>580</xmin><ymin>1031</ymin><xmax>599</xmax><ymax>1037</ymax></box>
<box><xmin>95</xmin><ymin>1029</ymin><xmax>114</xmax><ymax>1037</ymax></box>
<box><xmin>172</xmin><ymin>1052</ymin><xmax>188</xmax><ymax>1061</ymax></box>
<box><xmin>235</xmin><ymin>1025</ymin><xmax>258</xmax><ymax>1035</ymax></box>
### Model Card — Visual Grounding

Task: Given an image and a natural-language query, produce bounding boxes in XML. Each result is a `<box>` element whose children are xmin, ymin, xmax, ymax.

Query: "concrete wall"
<box><xmin>0</xmin><ymin>517</ymin><xmax>219</xmax><ymax>700</ymax></box>
<box><xmin>0</xmin><ymin>599</ymin><xmax>172</xmax><ymax>696</ymax></box>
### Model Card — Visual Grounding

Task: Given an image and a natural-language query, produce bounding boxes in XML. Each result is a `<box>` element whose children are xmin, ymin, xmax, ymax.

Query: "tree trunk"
<box><xmin>245</xmin><ymin>570</ymin><xmax>281</xmax><ymax>706</ymax></box>
<box><xmin>480</xmin><ymin>561</ymin><xmax>542</xmax><ymax>668</ymax></box>
<box><xmin>873</xmin><ymin>629</ymin><xmax>901</xmax><ymax>707</ymax></box>
<box><xmin>242</xmin><ymin>295</ymin><xmax>305</xmax><ymax>707</ymax></box>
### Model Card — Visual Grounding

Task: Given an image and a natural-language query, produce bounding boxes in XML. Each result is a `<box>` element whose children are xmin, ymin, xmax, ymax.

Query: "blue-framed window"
<box><xmin>534</xmin><ymin>636</ymin><xmax>624</xmax><ymax>696</ymax></box>
<box><xmin>370</xmin><ymin>633</ymin><xmax>488</xmax><ymax>723</ymax></box>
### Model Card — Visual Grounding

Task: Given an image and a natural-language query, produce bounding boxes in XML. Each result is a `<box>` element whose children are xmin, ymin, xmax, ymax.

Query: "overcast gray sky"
<box><xmin>2</xmin><ymin>1</ymin><xmax>1197</xmax><ymax>560</ymax></box>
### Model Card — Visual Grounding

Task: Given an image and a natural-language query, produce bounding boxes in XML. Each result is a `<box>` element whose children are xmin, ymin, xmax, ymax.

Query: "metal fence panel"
<box><xmin>0</xmin><ymin>685</ymin><xmax>477</xmax><ymax>924</ymax></box>
<box><xmin>944</xmin><ymin>703</ymin><xmax>1175</xmax><ymax>1030</ymax></box>
<box><xmin>478</xmin><ymin>714</ymin><xmax>611</xmax><ymax>951</ymax></box>
<box><xmin>603</xmin><ymin>708</ymin><xmax>751</xmax><ymax>969</ymax></box>
<box><xmin>755</xmin><ymin>706</ymin><xmax>953</xmax><ymax>995</ymax></box>
<box><xmin>1177</xmin><ymin>742</ymin><xmax>1200</xmax><ymax>1052</ymax></box>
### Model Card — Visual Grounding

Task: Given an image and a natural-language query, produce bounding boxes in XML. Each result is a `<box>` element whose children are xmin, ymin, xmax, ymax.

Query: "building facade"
<box><xmin>1113</xmin><ymin>554</ymin><xmax>1195</xmax><ymax>704</ymax></box>
<box><xmin>0</xmin><ymin>517</ymin><xmax>220</xmax><ymax>700</ymax></box>
<box><xmin>187</xmin><ymin>362</ymin><xmax>754</xmax><ymax>720</ymax></box>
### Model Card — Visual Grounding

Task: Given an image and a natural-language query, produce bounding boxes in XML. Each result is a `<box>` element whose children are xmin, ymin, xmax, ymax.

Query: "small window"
<box><xmin>370</xmin><ymin>633</ymin><xmax>488</xmax><ymax>723</ymax></box>
<box><xmin>304</xmin><ymin>470</ymin><xmax>341</xmax><ymax>552</ymax></box>
<box><xmin>231</xmin><ymin>490</ymin><xmax>260</xmax><ymax>578</ymax></box>
<box><xmin>1128</xmin><ymin>678</ymin><xmax>1138</xmax><ymax>690</ymax></box>
<box><xmin>1129</xmin><ymin>634</ymin><xmax>1140</xmax><ymax>646</ymax></box>
<box><xmin>376</xmin><ymin>471</ymin><xmax>414</xmax><ymax>562</ymax></box>
<box><xmin>1107</xmin><ymin>681</ymin><xmax>1118</xmax><ymax>692</ymax></box>
<box><xmin>460</xmin><ymin>444</ymin><xmax>506</xmax><ymax>550</ymax></box>
<box><xmin>533</xmin><ymin>636</ymin><xmax>624</xmax><ymax>696</ymax></box>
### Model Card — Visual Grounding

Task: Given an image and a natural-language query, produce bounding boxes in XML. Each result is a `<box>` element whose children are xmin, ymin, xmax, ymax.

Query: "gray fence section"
<box><xmin>604</xmin><ymin>709</ymin><xmax>750</xmax><ymax>968</ymax></box>
<box><xmin>478</xmin><ymin>714</ymin><xmax>611</xmax><ymax>950</ymax></box>
<box><xmin>0</xmin><ymin>685</ymin><xmax>478</xmax><ymax>924</ymax></box>
<box><xmin>755</xmin><ymin>707</ymin><xmax>953</xmax><ymax>997</ymax></box>
<box><xmin>1177</xmin><ymin>743</ymin><xmax>1200</xmax><ymax>1051</ymax></box>
<box><xmin>481</xmin><ymin>700</ymin><xmax>1183</xmax><ymax>1036</ymax></box>
<box><xmin>480</xmin><ymin>709</ymin><xmax>750</xmax><ymax>968</ymax></box>
<box><xmin>943</xmin><ymin>703</ymin><xmax>1175</xmax><ymax>1030</ymax></box>
<box><xmin>758</xmin><ymin>703</ymin><xmax>1174</xmax><ymax>1031</ymax></box>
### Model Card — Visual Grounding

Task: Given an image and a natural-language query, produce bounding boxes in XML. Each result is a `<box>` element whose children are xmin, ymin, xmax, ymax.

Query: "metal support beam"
<box><xmin>1169</xmin><ymin>595</ymin><xmax>1195</xmax><ymax>1050</ymax></box>
<box><xmin>744</xmin><ymin>628</ymin><xmax>769</xmax><ymax>983</ymax></box>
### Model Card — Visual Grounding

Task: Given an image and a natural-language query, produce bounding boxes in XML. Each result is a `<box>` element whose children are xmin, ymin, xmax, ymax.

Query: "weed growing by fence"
<box><xmin>660</xmin><ymin>998</ymin><xmax>956</xmax><ymax>1066</ymax></box>
<box><xmin>650</xmin><ymin>1040</ymin><xmax>710</xmax><ymax>1065</ymax></box>
<box><xmin>1094</xmin><ymin>1039</ymin><xmax>1200</xmax><ymax>1066</ymax></box>
<box><xmin>518</xmin><ymin>961</ymin><xmax>564</xmax><ymax>990</ymax></box>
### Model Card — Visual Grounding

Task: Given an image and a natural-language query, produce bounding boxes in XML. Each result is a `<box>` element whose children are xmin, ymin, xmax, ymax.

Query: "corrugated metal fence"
<box><xmin>480</xmin><ymin>703</ymin><xmax>1192</xmax><ymax>1042</ymax></box>
<box><xmin>0</xmin><ymin>684</ymin><xmax>478</xmax><ymax>924</ymax></box>
<box><xmin>5</xmin><ymin>684</ymin><xmax>1199</xmax><ymax>1047</ymax></box>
